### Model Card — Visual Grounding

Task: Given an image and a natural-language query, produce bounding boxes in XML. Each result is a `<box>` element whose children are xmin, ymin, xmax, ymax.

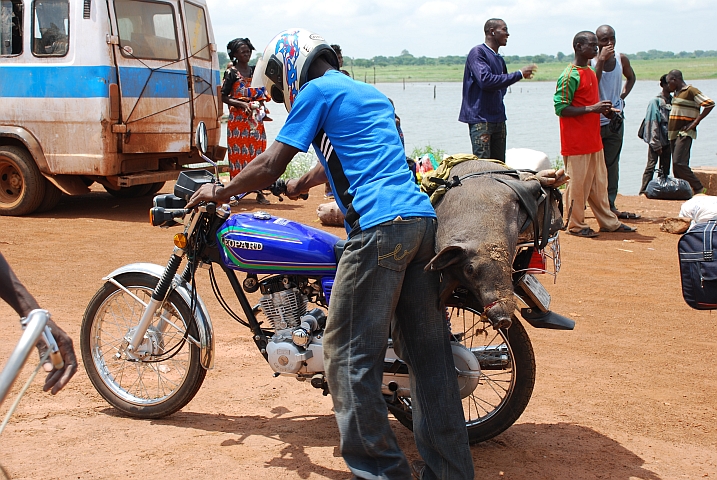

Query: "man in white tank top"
<box><xmin>590</xmin><ymin>25</ymin><xmax>638</xmax><ymax>219</ymax></box>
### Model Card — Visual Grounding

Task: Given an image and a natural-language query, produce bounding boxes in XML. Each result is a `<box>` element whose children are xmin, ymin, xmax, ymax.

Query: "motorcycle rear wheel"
<box><xmin>80</xmin><ymin>273</ymin><xmax>206</xmax><ymax>419</ymax></box>
<box><xmin>391</xmin><ymin>308</ymin><xmax>535</xmax><ymax>445</ymax></box>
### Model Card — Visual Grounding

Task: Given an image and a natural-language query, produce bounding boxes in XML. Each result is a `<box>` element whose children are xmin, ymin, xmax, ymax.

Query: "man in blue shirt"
<box><xmin>188</xmin><ymin>29</ymin><xmax>473</xmax><ymax>480</ymax></box>
<box><xmin>459</xmin><ymin>19</ymin><xmax>536</xmax><ymax>161</ymax></box>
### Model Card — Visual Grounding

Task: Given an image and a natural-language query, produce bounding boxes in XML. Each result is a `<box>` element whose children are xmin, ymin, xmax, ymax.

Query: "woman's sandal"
<box><xmin>568</xmin><ymin>228</ymin><xmax>599</xmax><ymax>238</ymax></box>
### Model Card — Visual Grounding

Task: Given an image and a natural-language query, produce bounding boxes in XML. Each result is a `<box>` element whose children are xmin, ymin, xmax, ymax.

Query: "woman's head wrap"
<box><xmin>227</xmin><ymin>38</ymin><xmax>255</xmax><ymax>59</ymax></box>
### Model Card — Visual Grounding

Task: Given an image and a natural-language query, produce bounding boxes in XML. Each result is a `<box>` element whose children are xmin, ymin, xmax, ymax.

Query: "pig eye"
<box><xmin>465</xmin><ymin>264</ymin><xmax>474</xmax><ymax>275</ymax></box>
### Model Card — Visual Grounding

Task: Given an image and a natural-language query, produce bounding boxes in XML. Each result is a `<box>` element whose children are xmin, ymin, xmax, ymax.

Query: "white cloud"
<box><xmin>206</xmin><ymin>0</ymin><xmax>717</xmax><ymax>59</ymax></box>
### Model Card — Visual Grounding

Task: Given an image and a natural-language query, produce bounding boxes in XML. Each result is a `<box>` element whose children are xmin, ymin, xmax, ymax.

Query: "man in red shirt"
<box><xmin>553</xmin><ymin>31</ymin><xmax>636</xmax><ymax>237</ymax></box>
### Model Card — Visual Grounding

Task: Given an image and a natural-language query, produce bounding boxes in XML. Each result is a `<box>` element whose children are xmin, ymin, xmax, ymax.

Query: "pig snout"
<box><xmin>477</xmin><ymin>243</ymin><xmax>515</xmax><ymax>329</ymax></box>
<box><xmin>482</xmin><ymin>296</ymin><xmax>514</xmax><ymax>329</ymax></box>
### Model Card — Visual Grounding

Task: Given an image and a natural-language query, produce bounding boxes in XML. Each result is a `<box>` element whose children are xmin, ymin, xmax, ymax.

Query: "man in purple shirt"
<box><xmin>459</xmin><ymin>19</ymin><xmax>536</xmax><ymax>161</ymax></box>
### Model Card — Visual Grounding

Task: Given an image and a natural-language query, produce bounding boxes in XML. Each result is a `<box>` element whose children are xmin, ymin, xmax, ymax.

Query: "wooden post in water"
<box><xmin>434</xmin><ymin>85</ymin><xmax>436</xmax><ymax>99</ymax></box>
<box><xmin>364</xmin><ymin>72</ymin><xmax>367</xmax><ymax>83</ymax></box>
<box><xmin>403</xmin><ymin>78</ymin><xmax>405</xmax><ymax>90</ymax></box>
<box><xmin>373</xmin><ymin>66</ymin><xmax>376</xmax><ymax>84</ymax></box>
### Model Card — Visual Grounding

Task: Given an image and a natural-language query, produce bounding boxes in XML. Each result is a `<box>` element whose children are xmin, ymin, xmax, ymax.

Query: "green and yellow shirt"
<box><xmin>668</xmin><ymin>85</ymin><xmax>714</xmax><ymax>140</ymax></box>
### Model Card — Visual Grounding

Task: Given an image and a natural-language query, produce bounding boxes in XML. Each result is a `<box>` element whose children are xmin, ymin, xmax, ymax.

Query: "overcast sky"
<box><xmin>205</xmin><ymin>0</ymin><xmax>716</xmax><ymax>60</ymax></box>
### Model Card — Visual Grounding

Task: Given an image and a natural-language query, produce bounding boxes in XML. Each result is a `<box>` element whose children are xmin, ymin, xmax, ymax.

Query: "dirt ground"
<box><xmin>0</xmin><ymin>184</ymin><xmax>715</xmax><ymax>480</ymax></box>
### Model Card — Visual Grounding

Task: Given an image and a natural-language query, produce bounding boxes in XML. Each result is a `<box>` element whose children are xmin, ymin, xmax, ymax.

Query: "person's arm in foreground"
<box><xmin>0</xmin><ymin>252</ymin><xmax>77</xmax><ymax>394</ymax></box>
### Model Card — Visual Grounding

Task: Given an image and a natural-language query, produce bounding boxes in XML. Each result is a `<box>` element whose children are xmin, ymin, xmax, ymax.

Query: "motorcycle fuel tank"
<box><xmin>217</xmin><ymin>212</ymin><xmax>342</xmax><ymax>275</ymax></box>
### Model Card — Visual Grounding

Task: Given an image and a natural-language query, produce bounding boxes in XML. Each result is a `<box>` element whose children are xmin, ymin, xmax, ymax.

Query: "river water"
<box><xmin>226</xmin><ymin>79</ymin><xmax>717</xmax><ymax>195</ymax></box>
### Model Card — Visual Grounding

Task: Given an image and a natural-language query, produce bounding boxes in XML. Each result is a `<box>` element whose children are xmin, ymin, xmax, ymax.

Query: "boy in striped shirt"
<box><xmin>666</xmin><ymin>70</ymin><xmax>714</xmax><ymax>194</ymax></box>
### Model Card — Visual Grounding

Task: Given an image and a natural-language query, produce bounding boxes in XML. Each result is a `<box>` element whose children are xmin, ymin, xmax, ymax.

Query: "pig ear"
<box><xmin>425</xmin><ymin>245</ymin><xmax>466</xmax><ymax>272</ymax></box>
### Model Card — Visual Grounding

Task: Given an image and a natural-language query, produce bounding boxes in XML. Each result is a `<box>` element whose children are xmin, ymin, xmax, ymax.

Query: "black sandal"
<box><xmin>568</xmin><ymin>228</ymin><xmax>599</xmax><ymax>238</ymax></box>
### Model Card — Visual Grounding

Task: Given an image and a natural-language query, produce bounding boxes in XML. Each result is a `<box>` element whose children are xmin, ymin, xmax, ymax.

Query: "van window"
<box><xmin>185</xmin><ymin>2</ymin><xmax>209</xmax><ymax>60</ymax></box>
<box><xmin>32</xmin><ymin>0</ymin><xmax>68</xmax><ymax>56</ymax></box>
<box><xmin>115</xmin><ymin>0</ymin><xmax>179</xmax><ymax>61</ymax></box>
<box><xmin>1</xmin><ymin>0</ymin><xmax>23</xmax><ymax>56</ymax></box>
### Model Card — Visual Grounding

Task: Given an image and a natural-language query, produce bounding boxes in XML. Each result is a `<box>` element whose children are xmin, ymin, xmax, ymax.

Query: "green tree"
<box><xmin>218</xmin><ymin>51</ymin><xmax>229</xmax><ymax>69</ymax></box>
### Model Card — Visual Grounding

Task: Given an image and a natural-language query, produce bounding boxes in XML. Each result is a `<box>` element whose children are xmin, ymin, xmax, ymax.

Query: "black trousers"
<box><xmin>640</xmin><ymin>146</ymin><xmax>671</xmax><ymax>194</ymax></box>
<box><xmin>671</xmin><ymin>136</ymin><xmax>704</xmax><ymax>192</ymax></box>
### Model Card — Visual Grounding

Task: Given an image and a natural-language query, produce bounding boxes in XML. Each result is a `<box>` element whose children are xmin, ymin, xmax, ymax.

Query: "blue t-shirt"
<box><xmin>276</xmin><ymin>70</ymin><xmax>435</xmax><ymax>234</ymax></box>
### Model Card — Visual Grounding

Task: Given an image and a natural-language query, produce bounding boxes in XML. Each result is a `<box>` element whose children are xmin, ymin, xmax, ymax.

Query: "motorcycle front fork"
<box><xmin>121</xmin><ymin>250</ymin><xmax>188</xmax><ymax>356</ymax></box>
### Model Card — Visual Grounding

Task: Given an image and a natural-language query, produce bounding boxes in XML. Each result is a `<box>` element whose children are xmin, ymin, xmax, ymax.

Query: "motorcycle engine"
<box><xmin>259</xmin><ymin>276</ymin><xmax>326</xmax><ymax>375</ymax></box>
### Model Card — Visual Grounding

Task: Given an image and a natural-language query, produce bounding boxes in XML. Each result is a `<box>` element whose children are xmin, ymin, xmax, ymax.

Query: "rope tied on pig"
<box><xmin>421</xmin><ymin>154</ymin><xmax>563</xmax><ymax>251</ymax></box>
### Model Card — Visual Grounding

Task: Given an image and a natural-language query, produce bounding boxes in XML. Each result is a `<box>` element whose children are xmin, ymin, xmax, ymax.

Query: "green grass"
<box><xmin>348</xmin><ymin>57</ymin><xmax>717</xmax><ymax>84</ymax></box>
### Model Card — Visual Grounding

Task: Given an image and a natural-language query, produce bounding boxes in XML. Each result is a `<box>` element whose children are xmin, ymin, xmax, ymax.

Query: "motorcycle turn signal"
<box><xmin>149</xmin><ymin>207</ymin><xmax>185</xmax><ymax>227</ymax></box>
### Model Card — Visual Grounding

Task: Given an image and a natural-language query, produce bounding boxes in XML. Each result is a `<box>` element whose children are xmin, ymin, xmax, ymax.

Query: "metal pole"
<box><xmin>0</xmin><ymin>310</ymin><xmax>49</xmax><ymax>406</ymax></box>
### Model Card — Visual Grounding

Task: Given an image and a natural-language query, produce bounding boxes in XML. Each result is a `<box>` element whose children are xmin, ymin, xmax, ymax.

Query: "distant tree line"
<box><xmin>344</xmin><ymin>49</ymin><xmax>717</xmax><ymax>67</ymax></box>
<box><xmin>216</xmin><ymin>49</ymin><xmax>716</xmax><ymax>71</ymax></box>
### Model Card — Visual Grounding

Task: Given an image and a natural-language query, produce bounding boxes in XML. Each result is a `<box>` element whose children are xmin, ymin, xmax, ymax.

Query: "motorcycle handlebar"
<box><xmin>268</xmin><ymin>179</ymin><xmax>309</xmax><ymax>201</ymax></box>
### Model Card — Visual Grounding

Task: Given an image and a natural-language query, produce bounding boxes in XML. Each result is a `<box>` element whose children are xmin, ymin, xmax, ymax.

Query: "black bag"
<box><xmin>678</xmin><ymin>221</ymin><xmax>717</xmax><ymax>309</ymax></box>
<box><xmin>645</xmin><ymin>176</ymin><xmax>693</xmax><ymax>200</ymax></box>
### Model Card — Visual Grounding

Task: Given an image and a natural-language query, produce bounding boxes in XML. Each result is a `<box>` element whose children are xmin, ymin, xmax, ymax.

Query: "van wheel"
<box><xmin>146</xmin><ymin>182</ymin><xmax>166</xmax><ymax>196</ymax></box>
<box><xmin>104</xmin><ymin>184</ymin><xmax>153</xmax><ymax>198</ymax></box>
<box><xmin>35</xmin><ymin>179</ymin><xmax>63</xmax><ymax>213</ymax></box>
<box><xmin>0</xmin><ymin>146</ymin><xmax>46</xmax><ymax>216</ymax></box>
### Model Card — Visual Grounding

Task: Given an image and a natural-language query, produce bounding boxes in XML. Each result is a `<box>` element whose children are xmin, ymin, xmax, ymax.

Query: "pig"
<box><xmin>425</xmin><ymin>160</ymin><xmax>566</xmax><ymax>329</ymax></box>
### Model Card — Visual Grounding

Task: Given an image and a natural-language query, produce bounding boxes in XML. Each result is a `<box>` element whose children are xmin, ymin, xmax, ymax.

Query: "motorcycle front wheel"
<box><xmin>80</xmin><ymin>272</ymin><xmax>206</xmax><ymax>419</ymax></box>
<box><xmin>391</xmin><ymin>308</ymin><xmax>535</xmax><ymax>445</ymax></box>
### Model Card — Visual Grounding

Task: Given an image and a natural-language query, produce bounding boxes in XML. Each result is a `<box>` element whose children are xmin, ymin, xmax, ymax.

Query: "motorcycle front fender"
<box><xmin>104</xmin><ymin>263</ymin><xmax>215</xmax><ymax>369</ymax></box>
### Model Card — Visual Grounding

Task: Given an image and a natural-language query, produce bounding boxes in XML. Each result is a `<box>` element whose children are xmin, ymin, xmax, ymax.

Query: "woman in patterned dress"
<box><xmin>221</xmin><ymin>38</ymin><xmax>271</xmax><ymax>204</ymax></box>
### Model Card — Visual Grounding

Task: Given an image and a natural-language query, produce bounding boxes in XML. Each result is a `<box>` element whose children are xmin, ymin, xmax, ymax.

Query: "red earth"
<box><xmin>0</xmin><ymin>184</ymin><xmax>715</xmax><ymax>479</ymax></box>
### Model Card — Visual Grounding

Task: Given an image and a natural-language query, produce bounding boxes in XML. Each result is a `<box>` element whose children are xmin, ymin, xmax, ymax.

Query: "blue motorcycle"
<box><xmin>80</xmin><ymin>126</ymin><xmax>572</xmax><ymax>444</ymax></box>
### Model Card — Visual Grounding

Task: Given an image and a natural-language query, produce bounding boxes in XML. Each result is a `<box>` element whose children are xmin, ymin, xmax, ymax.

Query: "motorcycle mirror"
<box><xmin>196</xmin><ymin>122</ymin><xmax>208</xmax><ymax>155</ymax></box>
<box><xmin>194</xmin><ymin>121</ymin><xmax>219</xmax><ymax>180</ymax></box>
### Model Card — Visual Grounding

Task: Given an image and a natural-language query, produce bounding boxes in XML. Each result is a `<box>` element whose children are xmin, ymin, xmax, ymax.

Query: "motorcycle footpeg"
<box><xmin>520</xmin><ymin>308</ymin><xmax>575</xmax><ymax>330</ymax></box>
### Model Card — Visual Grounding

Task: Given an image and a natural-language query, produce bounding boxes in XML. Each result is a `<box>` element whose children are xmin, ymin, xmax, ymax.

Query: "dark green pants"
<box><xmin>600</xmin><ymin>123</ymin><xmax>623</xmax><ymax>211</ymax></box>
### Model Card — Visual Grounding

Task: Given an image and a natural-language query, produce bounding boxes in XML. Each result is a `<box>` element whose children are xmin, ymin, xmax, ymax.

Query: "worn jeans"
<box><xmin>600</xmin><ymin>123</ymin><xmax>624</xmax><ymax>211</ymax></box>
<box><xmin>324</xmin><ymin>216</ymin><xmax>474</xmax><ymax>480</ymax></box>
<box><xmin>468</xmin><ymin>122</ymin><xmax>506</xmax><ymax>161</ymax></box>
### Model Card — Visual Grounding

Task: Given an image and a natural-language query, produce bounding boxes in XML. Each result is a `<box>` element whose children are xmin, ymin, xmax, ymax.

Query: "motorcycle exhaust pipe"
<box><xmin>382</xmin><ymin>381</ymin><xmax>410</xmax><ymax>397</ymax></box>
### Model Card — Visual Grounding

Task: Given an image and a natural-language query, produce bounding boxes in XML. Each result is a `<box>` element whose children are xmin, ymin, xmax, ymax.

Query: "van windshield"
<box><xmin>115</xmin><ymin>0</ymin><xmax>179</xmax><ymax>61</ymax></box>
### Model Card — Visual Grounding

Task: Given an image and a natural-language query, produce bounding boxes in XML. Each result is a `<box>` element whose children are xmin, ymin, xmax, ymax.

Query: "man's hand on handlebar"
<box><xmin>285</xmin><ymin>179</ymin><xmax>310</xmax><ymax>200</ymax></box>
<box><xmin>186</xmin><ymin>182</ymin><xmax>227</xmax><ymax>209</ymax></box>
<box><xmin>41</xmin><ymin>319</ymin><xmax>77</xmax><ymax>395</ymax></box>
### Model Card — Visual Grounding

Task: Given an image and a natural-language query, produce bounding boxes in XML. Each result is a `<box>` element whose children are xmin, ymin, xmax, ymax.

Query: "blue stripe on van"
<box><xmin>119</xmin><ymin>66</ymin><xmax>189</xmax><ymax>98</ymax></box>
<box><xmin>0</xmin><ymin>65</ymin><xmax>220</xmax><ymax>98</ymax></box>
<box><xmin>0</xmin><ymin>65</ymin><xmax>116</xmax><ymax>98</ymax></box>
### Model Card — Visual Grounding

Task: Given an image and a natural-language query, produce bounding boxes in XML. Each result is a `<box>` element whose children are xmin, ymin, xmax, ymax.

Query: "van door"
<box><xmin>109</xmin><ymin>0</ymin><xmax>191</xmax><ymax>154</ymax></box>
<box><xmin>181</xmin><ymin>1</ymin><xmax>220</xmax><ymax>149</ymax></box>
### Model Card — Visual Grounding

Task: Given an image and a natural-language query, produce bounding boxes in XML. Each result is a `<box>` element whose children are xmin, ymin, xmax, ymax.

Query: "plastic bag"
<box><xmin>645</xmin><ymin>176</ymin><xmax>693</xmax><ymax>200</ymax></box>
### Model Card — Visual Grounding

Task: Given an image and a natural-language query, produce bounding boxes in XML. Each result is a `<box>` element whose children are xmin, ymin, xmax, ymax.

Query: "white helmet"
<box><xmin>252</xmin><ymin>29</ymin><xmax>339</xmax><ymax>112</ymax></box>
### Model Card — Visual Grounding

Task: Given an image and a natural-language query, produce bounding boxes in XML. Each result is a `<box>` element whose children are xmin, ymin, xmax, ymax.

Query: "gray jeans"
<box><xmin>324</xmin><ymin>216</ymin><xmax>474</xmax><ymax>480</ymax></box>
